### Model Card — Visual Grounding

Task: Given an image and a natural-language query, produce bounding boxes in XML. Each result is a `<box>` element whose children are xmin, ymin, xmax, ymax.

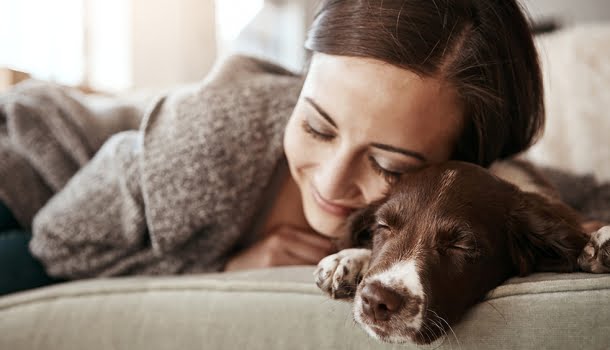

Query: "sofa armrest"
<box><xmin>1</xmin><ymin>267</ymin><xmax>609</xmax><ymax>350</ymax></box>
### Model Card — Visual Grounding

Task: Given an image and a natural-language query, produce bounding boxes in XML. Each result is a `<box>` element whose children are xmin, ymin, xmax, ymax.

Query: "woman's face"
<box><xmin>284</xmin><ymin>53</ymin><xmax>464</xmax><ymax>238</ymax></box>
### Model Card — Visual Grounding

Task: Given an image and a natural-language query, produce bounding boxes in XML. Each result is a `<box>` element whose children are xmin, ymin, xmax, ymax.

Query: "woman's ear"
<box><xmin>507</xmin><ymin>192</ymin><xmax>589</xmax><ymax>276</ymax></box>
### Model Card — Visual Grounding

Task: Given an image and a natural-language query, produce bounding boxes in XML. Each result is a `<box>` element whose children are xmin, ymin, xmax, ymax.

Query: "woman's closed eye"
<box><xmin>300</xmin><ymin>118</ymin><xmax>406</xmax><ymax>182</ymax></box>
<box><xmin>368</xmin><ymin>156</ymin><xmax>401</xmax><ymax>182</ymax></box>
<box><xmin>301</xmin><ymin>119</ymin><xmax>334</xmax><ymax>141</ymax></box>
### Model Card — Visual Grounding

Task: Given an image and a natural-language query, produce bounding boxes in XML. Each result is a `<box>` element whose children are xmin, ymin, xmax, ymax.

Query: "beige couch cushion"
<box><xmin>1</xmin><ymin>267</ymin><xmax>609</xmax><ymax>350</ymax></box>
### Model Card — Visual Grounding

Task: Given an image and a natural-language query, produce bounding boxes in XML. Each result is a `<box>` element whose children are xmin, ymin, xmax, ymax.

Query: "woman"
<box><xmin>0</xmin><ymin>0</ymin><xmax>544</xmax><ymax>294</ymax></box>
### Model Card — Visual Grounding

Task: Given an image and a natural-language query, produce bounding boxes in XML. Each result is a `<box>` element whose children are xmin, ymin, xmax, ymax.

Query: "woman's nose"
<box><xmin>314</xmin><ymin>149</ymin><xmax>358</xmax><ymax>200</ymax></box>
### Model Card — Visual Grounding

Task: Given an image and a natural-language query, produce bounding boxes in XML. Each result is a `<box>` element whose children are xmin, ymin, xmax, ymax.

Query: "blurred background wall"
<box><xmin>523</xmin><ymin>0</ymin><xmax>610</xmax><ymax>24</ymax></box>
<box><xmin>0</xmin><ymin>0</ymin><xmax>608</xmax><ymax>92</ymax></box>
<box><xmin>0</xmin><ymin>0</ymin><xmax>218</xmax><ymax>92</ymax></box>
<box><xmin>131</xmin><ymin>0</ymin><xmax>216</xmax><ymax>90</ymax></box>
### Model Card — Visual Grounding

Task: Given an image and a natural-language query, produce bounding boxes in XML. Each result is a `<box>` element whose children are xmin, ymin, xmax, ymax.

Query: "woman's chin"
<box><xmin>303</xmin><ymin>205</ymin><xmax>347</xmax><ymax>239</ymax></box>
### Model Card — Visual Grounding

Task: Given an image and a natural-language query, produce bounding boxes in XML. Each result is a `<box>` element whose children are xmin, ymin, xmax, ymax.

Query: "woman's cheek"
<box><xmin>361</xmin><ymin>175</ymin><xmax>391</xmax><ymax>204</ymax></box>
<box><xmin>283</xmin><ymin>116</ymin><xmax>302</xmax><ymax>164</ymax></box>
<box><xmin>283</xmin><ymin>114</ymin><xmax>322</xmax><ymax>169</ymax></box>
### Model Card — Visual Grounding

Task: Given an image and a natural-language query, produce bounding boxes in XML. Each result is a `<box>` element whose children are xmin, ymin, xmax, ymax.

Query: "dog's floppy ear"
<box><xmin>508</xmin><ymin>192</ymin><xmax>589</xmax><ymax>276</ymax></box>
<box><xmin>333</xmin><ymin>201</ymin><xmax>382</xmax><ymax>250</ymax></box>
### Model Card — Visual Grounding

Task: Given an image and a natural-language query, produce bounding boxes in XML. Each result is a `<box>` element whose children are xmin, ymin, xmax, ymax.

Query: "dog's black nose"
<box><xmin>361</xmin><ymin>282</ymin><xmax>403</xmax><ymax>321</ymax></box>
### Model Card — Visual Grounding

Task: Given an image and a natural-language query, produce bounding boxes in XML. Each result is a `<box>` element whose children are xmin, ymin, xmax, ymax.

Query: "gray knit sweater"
<box><xmin>0</xmin><ymin>55</ymin><xmax>303</xmax><ymax>278</ymax></box>
<box><xmin>2</xmin><ymin>55</ymin><xmax>608</xmax><ymax>279</ymax></box>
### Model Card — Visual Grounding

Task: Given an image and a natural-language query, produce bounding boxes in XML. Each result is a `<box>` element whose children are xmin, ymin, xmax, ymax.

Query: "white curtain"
<box><xmin>0</xmin><ymin>0</ymin><xmax>217</xmax><ymax>91</ymax></box>
<box><xmin>0</xmin><ymin>0</ymin><xmax>85</xmax><ymax>86</ymax></box>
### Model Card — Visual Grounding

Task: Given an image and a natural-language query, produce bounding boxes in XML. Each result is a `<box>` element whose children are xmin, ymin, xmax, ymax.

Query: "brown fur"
<box><xmin>337</xmin><ymin>160</ymin><xmax>602</xmax><ymax>343</ymax></box>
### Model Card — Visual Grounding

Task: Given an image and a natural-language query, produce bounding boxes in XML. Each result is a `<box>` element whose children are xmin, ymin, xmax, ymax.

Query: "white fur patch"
<box><xmin>595</xmin><ymin>226</ymin><xmax>610</xmax><ymax>245</ymax></box>
<box><xmin>369</xmin><ymin>260</ymin><xmax>424</xmax><ymax>296</ymax></box>
<box><xmin>314</xmin><ymin>248</ymin><xmax>371</xmax><ymax>297</ymax></box>
<box><xmin>360</xmin><ymin>259</ymin><xmax>424</xmax><ymax>330</ymax></box>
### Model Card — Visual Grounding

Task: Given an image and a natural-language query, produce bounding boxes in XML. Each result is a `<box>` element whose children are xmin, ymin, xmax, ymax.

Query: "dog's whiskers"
<box><xmin>427</xmin><ymin>317</ymin><xmax>448</xmax><ymax>346</ymax></box>
<box><xmin>429</xmin><ymin>310</ymin><xmax>461</xmax><ymax>350</ymax></box>
<box><xmin>421</xmin><ymin>323</ymin><xmax>436</xmax><ymax>345</ymax></box>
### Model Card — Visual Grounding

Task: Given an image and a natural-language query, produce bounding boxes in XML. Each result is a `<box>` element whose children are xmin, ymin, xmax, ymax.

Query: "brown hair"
<box><xmin>305</xmin><ymin>0</ymin><xmax>544</xmax><ymax>167</ymax></box>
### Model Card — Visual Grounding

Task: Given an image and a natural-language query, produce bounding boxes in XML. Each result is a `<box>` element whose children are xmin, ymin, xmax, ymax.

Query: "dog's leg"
<box><xmin>578</xmin><ymin>226</ymin><xmax>610</xmax><ymax>273</ymax></box>
<box><xmin>314</xmin><ymin>248</ymin><xmax>371</xmax><ymax>299</ymax></box>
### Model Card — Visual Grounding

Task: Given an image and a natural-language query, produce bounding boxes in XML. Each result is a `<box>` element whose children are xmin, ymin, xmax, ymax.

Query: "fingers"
<box><xmin>284</xmin><ymin>241</ymin><xmax>332</xmax><ymax>265</ymax></box>
<box><xmin>226</xmin><ymin>225</ymin><xmax>341</xmax><ymax>271</ymax></box>
<box><xmin>284</xmin><ymin>225</ymin><xmax>336</xmax><ymax>252</ymax></box>
<box><xmin>269</xmin><ymin>225</ymin><xmax>337</xmax><ymax>265</ymax></box>
<box><xmin>581</xmin><ymin>220</ymin><xmax>607</xmax><ymax>234</ymax></box>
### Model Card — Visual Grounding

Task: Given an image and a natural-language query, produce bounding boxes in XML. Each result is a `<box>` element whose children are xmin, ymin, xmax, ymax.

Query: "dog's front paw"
<box><xmin>578</xmin><ymin>226</ymin><xmax>610</xmax><ymax>273</ymax></box>
<box><xmin>314</xmin><ymin>248</ymin><xmax>371</xmax><ymax>299</ymax></box>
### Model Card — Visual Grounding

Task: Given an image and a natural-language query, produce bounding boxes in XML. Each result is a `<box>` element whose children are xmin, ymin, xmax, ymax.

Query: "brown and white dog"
<box><xmin>314</xmin><ymin>159</ymin><xmax>610</xmax><ymax>344</ymax></box>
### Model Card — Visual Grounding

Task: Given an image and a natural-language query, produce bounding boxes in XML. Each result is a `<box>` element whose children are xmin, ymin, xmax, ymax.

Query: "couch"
<box><xmin>1</xmin><ymin>23</ymin><xmax>609</xmax><ymax>350</ymax></box>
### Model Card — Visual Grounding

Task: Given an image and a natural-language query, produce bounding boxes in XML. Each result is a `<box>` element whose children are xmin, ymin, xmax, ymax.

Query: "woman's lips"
<box><xmin>312</xmin><ymin>187</ymin><xmax>356</xmax><ymax>217</ymax></box>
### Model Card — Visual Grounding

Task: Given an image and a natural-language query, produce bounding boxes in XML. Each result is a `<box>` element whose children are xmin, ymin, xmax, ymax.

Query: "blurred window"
<box><xmin>0</xmin><ymin>0</ymin><xmax>85</xmax><ymax>85</ymax></box>
<box><xmin>215</xmin><ymin>0</ymin><xmax>264</xmax><ymax>54</ymax></box>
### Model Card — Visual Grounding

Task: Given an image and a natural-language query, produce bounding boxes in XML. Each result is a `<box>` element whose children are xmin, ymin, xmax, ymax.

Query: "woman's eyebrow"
<box><xmin>304</xmin><ymin>97</ymin><xmax>337</xmax><ymax>128</ymax></box>
<box><xmin>371</xmin><ymin>143</ymin><xmax>427</xmax><ymax>162</ymax></box>
<box><xmin>304</xmin><ymin>96</ymin><xmax>427</xmax><ymax>162</ymax></box>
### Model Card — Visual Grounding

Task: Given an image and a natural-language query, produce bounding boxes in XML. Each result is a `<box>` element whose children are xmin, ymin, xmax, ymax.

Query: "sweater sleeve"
<box><xmin>29</xmin><ymin>125</ymin><xmax>230</xmax><ymax>279</ymax></box>
<box><xmin>29</xmin><ymin>131</ymin><xmax>150</xmax><ymax>279</ymax></box>
<box><xmin>29</xmin><ymin>55</ymin><xmax>303</xmax><ymax>279</ymax></box>
<box><xmin>0</xmin><ymin>80</ymin><xmax>150</xmax><ymax>228</ymax></box>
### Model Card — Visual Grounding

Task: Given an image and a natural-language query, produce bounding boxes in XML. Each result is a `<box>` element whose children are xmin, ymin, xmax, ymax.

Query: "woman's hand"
<box><xmin>581</xmin><ymin>220</ymin><xmax>608</xmax><ymax>234</ymax></box>
<box><xmin>224</xmin><ymin>224</ymin><xmax>337</xmax><ymax>271</ymax></box>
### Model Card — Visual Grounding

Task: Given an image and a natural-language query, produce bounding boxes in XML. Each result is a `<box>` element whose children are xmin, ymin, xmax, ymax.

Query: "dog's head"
<box><xmin>348</xmin><ymin>161</ymin><xmax>587</xmax><ymax>343</ymax></box>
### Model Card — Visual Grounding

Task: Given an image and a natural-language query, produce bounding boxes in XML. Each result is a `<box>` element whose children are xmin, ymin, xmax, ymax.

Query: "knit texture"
<box><xmin>2</xmin><ymin>54</ymin><xmax>608</xmax><ymax>279</ymax></box>
<box><xmin>0</xmin><ymin>80</ymin><xmax>146</xmax><ymax>229</ymax></box>
<box><xmin>13</xmin><ymin>55</ymin><xmax>302</xmax><ymax>278</ymax></box>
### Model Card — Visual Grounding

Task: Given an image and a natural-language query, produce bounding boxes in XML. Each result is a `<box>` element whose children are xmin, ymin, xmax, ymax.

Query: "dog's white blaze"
<box><xmin>372</xmin><ymin>259</ymin><xmax>424</xmax><ymax>296</ymax></box>
<box><xmin>364</xmin><ymin>259</ymin><xmax>424</xmax><ymax>330</ymax></box>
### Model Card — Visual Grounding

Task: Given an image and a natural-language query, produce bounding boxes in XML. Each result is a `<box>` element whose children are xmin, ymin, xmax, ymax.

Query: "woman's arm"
<box><xmin>0</xmin><ymin>80</ymin><xmax>150</xmax><ymax>228</ymax></box>
<box><xmin>29</xmin><ymin>129</ymin><xmax>197</xmax><ymax>279</ymax></box>
<box><xmin>26</xmin><ymin>54</ymin><xmax>304</xmax><ymax>278</ymax></box>
<box><xmin>29</xmin><ymin>131</ymin><xmax>151</xmax><ymax>279</ymax></box>
<box><xmin>224</xmin><ymin>224</ymin><xmax>336</xmax><ymax>271</ymax></box>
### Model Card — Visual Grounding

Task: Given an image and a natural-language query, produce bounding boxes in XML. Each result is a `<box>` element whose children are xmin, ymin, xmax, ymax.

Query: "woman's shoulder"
<box><xmin>139</xmin><ymin>54</ymin><xmax>303</xmax><ymax>157</ymax></box>
<box><xmin>140</xmin><ymin>54</ymin><xmax>303</xmax><ymax>136</ymax></box>
<box><xmin>204</xmin><ymin>54</ymin><xmax>302</xmax><ymax>87</ymax></box>
<box><xmin>133</xmin><ymin>54</ymin><xmax>303</xmax><ymax>254</ymax></box>
<box><xmin>195</xmin><ymin>54</ymin><xmax>305</xmax><ymax>117</ymax></box>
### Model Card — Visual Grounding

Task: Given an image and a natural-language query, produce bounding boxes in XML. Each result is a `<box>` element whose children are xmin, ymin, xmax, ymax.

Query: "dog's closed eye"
<box><xmin>438</xmin><ymin>229</ymin><xmax>480</xmax><ymax>261</ymax></box>
<box><xmin>373</xmin><ymin>221</ymin><xmax>391</xmax><ymax>236</ymax></box>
